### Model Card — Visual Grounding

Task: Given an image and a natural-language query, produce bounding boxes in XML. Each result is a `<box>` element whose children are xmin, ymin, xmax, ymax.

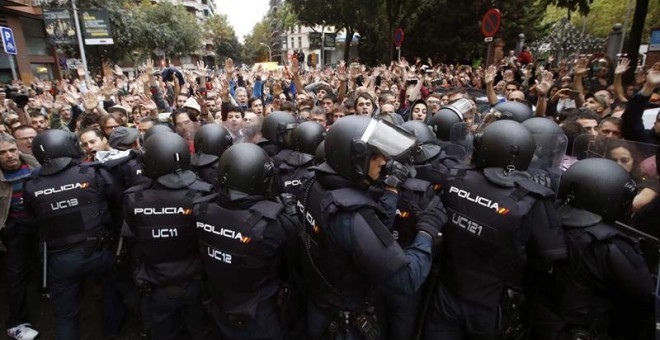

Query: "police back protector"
<box><xmin>441</xmin><ymin>167</ymin><xmax>553</xmax><ymax>308</ymax></box>
<box><xmin>24</xmin><ymin>164</ymin><xmax>112</xmax><ymax>248</ymax></box>
<box><xmin>195</xmin><ymin>199</ymin><xmax>284</xmax><ymax>318</ymax></box>
<box><xmin>123</xmin><ymin>180</ymin><xmax>212</xmax><ymax>285</ymax></box>
<box><xmin>299</xmin><ymin>179</ymin><xmax>407</xmax><ymax>311</ymax></box>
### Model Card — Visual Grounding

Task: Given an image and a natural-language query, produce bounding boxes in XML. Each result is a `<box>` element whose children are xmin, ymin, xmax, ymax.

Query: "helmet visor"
<box><xmin>360</xmin><ymin>118</ymin><xmax>417</xmax><ymax>159</ymax></box>
<box><xmin>279</xmin><ymin>122</ymin><xmax>298</xmax><ymax>146</ymax></box>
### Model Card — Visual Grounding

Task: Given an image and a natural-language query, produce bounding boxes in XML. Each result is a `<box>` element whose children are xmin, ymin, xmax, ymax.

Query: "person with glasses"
<box><xmin>12</xmin><ymin>126</ymin><xmax>37</xmax><ymax>155</ymax></box>
<box><xmin>100</xmin><ymin>114</ymin><xmax>122</xmax><ymax>139</ymax></box>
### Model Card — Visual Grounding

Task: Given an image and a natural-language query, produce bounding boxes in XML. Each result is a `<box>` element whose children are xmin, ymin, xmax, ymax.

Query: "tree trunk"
<box><xmin>624</xmin><ymin>0</ymin><xmax>649</xmax><ymax>85</ymax></box>
<box><xmin>344</xmin><ymin>29</ymin><xmax>354</xmax><ymax>63</ymax></box>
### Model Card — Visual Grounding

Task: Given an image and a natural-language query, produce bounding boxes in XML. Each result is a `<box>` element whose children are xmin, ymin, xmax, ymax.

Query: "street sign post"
<box><xmin>1</xmin><ymin>27</ymin><xmax>17</xmax><ymax>55</ymax></box>
<box><xmin>481</xmin><ymin>9</ymin><xmax>501</xmax><ymax>38</ymax></box>
<box><xmin>481</xmin><ymin>9</ymin><xmax>501</xmax><ymax>67</ymax></box>
<box><xmin>1</xmin><ymin>27</ymin><xmax>18</xmax><ymax>79</ymax></box>
<box><xmin>394</xmin><ymin>28</ymin><xmax>404</xmax><ymax>60</ymax></box>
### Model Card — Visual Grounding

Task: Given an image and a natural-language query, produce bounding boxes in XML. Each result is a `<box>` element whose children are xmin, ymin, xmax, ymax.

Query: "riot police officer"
<box><xmin>194</xmin><ymin>143</ymin><xmax>298</xmax><ymax>339</ymax></box>
<box><xmin>298</xmin><ymin>116</ymin><xmax>447</xmax><ymax>339</ymax></box>
<box><xmin>521</xmin><ymin>117</ymin><xmax>568</xmax><ymax>191</ymax></box>
<box><xmin>275</xmin><ymin>121</ymin><xmax>325</xmax><ymax>195</ymax></box>
<box><xmin>191</xmin><ymin>123</ymin><xmax>233</xmax><ymax>187</ymax></box>
<box><xmin>423</xmin><ymin>120</ymin><xmax>567</xmax><ymax>340</ymax></box>
<box><xmin>260</xmin><ymin>111</ymin><xmax>298</xmax><ymax>161</ymax></box>
<box><xmin>529</xmin><ymin>158</ymin><xmax>654</xmax><ymax>339</ymax></box>
<box><xmin>23</xmin><ymin>129</ymin><xmax>124</xmax><ymax>339</ymax></box>
<box><xmin>122</xmin><ymin>132</ymin><xmax>214</xmax><ymax>339</ymax></box>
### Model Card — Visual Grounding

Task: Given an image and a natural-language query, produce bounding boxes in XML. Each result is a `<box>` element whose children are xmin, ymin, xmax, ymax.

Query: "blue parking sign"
<box><xmin>1</xmin><ymin>27</ymin><xmax>17</xmax><ymax>55</ymax></box>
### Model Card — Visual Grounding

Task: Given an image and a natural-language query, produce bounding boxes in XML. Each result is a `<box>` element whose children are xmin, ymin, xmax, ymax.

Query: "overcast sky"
<box><xmin>216</xmin><ymin>0</ymin><xmax>271</xmax><ymax>43</ymax></box>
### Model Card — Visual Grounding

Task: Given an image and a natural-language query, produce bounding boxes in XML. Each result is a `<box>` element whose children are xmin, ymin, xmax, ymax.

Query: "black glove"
<box><xmin>415</xmin><ymin>196</ymin><xmax>447</xmax><ymax>245</ymax></box>
<box><xmin>277</xmin><ymin>193</ymin><xmax>298</xmax><ymax>216</ymax></box>
<box><xmin>383</xmin><ymin>160</ymin><xmax>411</xmax><ymax>190</ymax></box>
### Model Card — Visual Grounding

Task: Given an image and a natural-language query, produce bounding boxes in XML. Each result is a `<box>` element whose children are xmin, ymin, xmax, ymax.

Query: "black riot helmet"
<box><xmin>32</xmin><ymin>129</ymin><xmax>81</xmax><ymax>175</ymax></box>
<box><xmin>261</xmin><ymin>111</ymin><xmax>298</xmax><ymax>148</ymax></box>
<box><xmin>141</xmin><ymin>132</ymin><xmax>190</xmax><ymax>179</ymax></box>
<box><xmin>401</xmin><ymin>120</ymin><xmax>436</xmax><ymax>144</ymax></box>
<box><xmin>493</xmin><ymin>101</ymin><xmax>533</xmax><ymax>123</ymax></box>
<box><xmin>218</xmin><ymin>143</ymin><xmax>274</xmax><ymax>197</ymax></box>
<box><xmin>473</xmin><ymin>120</ymin><xmax>535</xmax><ymax>171</ymax></box>
<box><xmin>558</xmin><ymin>158</ymin><xmax>636</xmax><ymax>222</ymax></box>
<box><xmin>144</xmin><ymin>124</ymin><xmax>174</xmax><ymax>142</ymax></box>
<box><xmin>324</xmin><ymin>116</ymin><xmax>417</xmax><ymax>182</ymax></box>
<box><xmin>192</xmin><ymin>124</ymin><xmax>233</xmax><ymax>167</ymax></box>
<box><xmin>314</xmin><ymin>141</ymin><xmax>325</xmax><ymax>165</ymax></box>
<box><xmin>291</xmin><ymin>121</ymin><xmax>326</xmax><ymax>155</ymax></box>
<box><xmin>522</xmin><ymin>117</ymin><xmax>563</xmax><ymax>135</ymax></box>
<box><xmin>428</xmin><ymin>98</ymin><xmax>470</xmax><ymax>141</ymax></box>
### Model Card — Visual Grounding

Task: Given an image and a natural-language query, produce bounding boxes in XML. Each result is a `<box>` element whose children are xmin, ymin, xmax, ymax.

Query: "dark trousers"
<box><xmin>207</xmin><ymin>296</ymin><xmax>284</xmax><ymax>340</ymax></box>
<box><xmin>423</xmin><ymin>282</ymin><xmax>500</xmax><ymax>340</ymax></box>
<box><xmin>0</xmin><ymin>223</ymin><xmax>39</xmax><ymax>329</ymax></box>
<box><xmin>140</xmin><ymin>280</ymin><xmax>214</xmax><ymax>340</ymax></box>
<box><xmin>48</xmin><ymin>248</ymin><xmax>124</xmax><ymax>340</ymax></box>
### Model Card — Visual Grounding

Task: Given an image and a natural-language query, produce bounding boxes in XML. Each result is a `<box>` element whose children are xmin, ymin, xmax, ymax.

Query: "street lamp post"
<box><xmin>259</xmin><ymin>42</ymin><xmax>272</xmax><ymax>62</ymax></box>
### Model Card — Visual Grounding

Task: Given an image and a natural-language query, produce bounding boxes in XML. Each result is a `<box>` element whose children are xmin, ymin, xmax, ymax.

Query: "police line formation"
<box><xmin>2</xmin><ymin>64</ymin><xmax>660</xmax><ymax>340</ymax></box>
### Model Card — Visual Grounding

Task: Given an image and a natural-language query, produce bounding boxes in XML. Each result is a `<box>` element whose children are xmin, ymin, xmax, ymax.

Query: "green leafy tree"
<box><xmin>242</xmin><ymin>19</ymin><xmax>271</xmax><ymax>64</ymax></box>
<box><xmin>43</xmin><ymin>0</ymin><xmax>202</xmax><ymax>73</ymax></box>
<box><xmin>288</xmin><ymin>0</ymin><xmax>378</xmax><ymax>63</ymax></box>
<box><xmin>205</xmin><ymin>14</ymin><xmax>242</xmax><ymax>62</ymax></box>
<box><xmin>540</xmin><ymin>0</ymin><xmax>594</xmax><ymax>19</ymax></box>
<box><xmin>136</xmin><ymin>2</ymin><xmax>203</xmax><ymax>58</ymax></box>
<box><xmin>400</xmin><ymin>0</ymin><xmax>546</xmax><ymax>65</ymax></box>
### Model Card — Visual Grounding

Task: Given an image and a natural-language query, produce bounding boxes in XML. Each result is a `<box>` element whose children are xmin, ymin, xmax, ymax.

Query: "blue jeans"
<box><xmin>48</xmin><ymin>248</ymin><xmax>124</xmax><ymax>340</ymax></box>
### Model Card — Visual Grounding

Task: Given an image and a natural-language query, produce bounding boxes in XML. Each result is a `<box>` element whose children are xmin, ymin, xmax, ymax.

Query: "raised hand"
<box><xmin>484</xmin><ymin>65</ymin><xmax>497</xmax><ymax>85</ymax></box>
<box><xmin>83</xmin><ymin>91</ymin><xmax>99</xmax><ymax>111</ymax></box>
<box><xmin>114</xmin><ymin>64</ymin><xmax>124</xmax><ymax>76</ymax></box>
<box><xmin>138</xmin><ymin>93</ymin><xmax>157</xmax><ymax>111</ymax></box>
<box><xmin>102</xmin><ymin>77</ymin><xmax>116</xmax><ymax>97</ymax></box>
<box><xmin>194</xmin><ymin>60</ymin><xmax>207</xmax><ymax>76</ymax></box>
<box><xmin>54</xmin><ymin>95</ymin><xmax>67</xmax><ymax>112</ymax></box>
<box><xmin>77</xmin><ymin>64</ymin><xmax>86</xmax><ymax>77</ymax></box>
<box><xmin>224</xmin><ymin>58</ymin><xmax>234</xmax><ymax>74</ymax></box>
<box><xmin>535</xmin><ymin>70</ymin><xmax>554</xmax><ymax>97</ymax></box>
<box><xmin>647</xmin><ymin>62</ymin><xmax>660</xmax><ymax>87</ymax></box>
<box><xmin>573</xmin><ymin>57</ymin><xmax>589</xmax><ymax>76</ymax></box>
<box><xmin>40</xmin><ymin>93</ymin><xmax>54</xmax><ymax>110</ymax></box>
<box><xmin>615</xmin><ymin>58</ymin><xmax>630</xmax><ymax>76</ymax></box>
<box><xmin>144</xmin><ymin>58</ymin><xmax>155</xmax><ymax>75</ymax></box>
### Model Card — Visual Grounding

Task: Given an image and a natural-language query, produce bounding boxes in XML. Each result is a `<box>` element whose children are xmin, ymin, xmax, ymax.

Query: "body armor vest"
<box><xmin>195</xmin><ymin>198</ymin><xmax>284</xmax><ymax>318</ymax></box>
<box><xmin>299</xmin><ymin>178</ymin><xmax>394</xmax><ymax>311</ymax></box>
<box><xmin>275</xmin><ymin>151</ymin><xmax>314</xmax><ymax>195</ymax></box>
<box><xmin>543</xmin><ymin>222</ymin><xmax>638</xmax><ymax>332</ymax></box>
<box><xmin>394</xmin><ymin>178</ymin><xmax>435</xmax><ymax>248</ymax></box>
<box><xmin>24</xmin><ymin>164</ymin><xmax>111</xmax><ymax>248</ymax></box>
<box><xmin>123</xmin><ymin>180</ymin><xmax>212</xmax><ymax>286</ymax></box>
<box><xmin>441</xmin><ymin>167</ymin><xmax>551</xmax><ymax>308</ymax></box>
<box><xmin>194</xmin><ymin>162</ymin><xmax>218</xmax><ymax>188</ymax></box>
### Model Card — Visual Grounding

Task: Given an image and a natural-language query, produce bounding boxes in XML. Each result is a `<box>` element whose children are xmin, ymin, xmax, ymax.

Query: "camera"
<box><xmin>4</xmin><ymin>85</ymin><xmax>29</xmax><ymax>108</ymax></box>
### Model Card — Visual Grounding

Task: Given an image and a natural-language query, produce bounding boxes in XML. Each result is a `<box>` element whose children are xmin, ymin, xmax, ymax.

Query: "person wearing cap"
<box><xmin>109</xmin><ymin>126</ymin><xmax>140</xmax><ymax>151</ymax></box>
<box><xmin>107</xmin><ymin>105</ymin><xmax>129</xmax><ymax>124</ymax></box>
<box><xmin>102</xmin><ymin>127</ymin><xmax>150</xmax><ymax>188</ymax></box>
<box><xmin>584</xmin><ymin>93</ymin><xmax>609</xmax><ymax>118</ymax></box>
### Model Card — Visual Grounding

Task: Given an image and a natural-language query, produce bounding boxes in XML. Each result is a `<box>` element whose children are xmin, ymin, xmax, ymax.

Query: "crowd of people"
<box><xmin>0</xmin><ymin>48</ymin><xmax>659</xmax><ymax>340</ymax></box>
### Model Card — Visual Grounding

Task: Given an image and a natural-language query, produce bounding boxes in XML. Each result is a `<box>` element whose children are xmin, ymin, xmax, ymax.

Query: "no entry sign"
<box><xmin>394</xmin><ymin>28</ymin><xmax>404</xmax><ymax>48</ymax></box>
<box><xmin>481</xmin><ymin>9</ymin><xmax>501</xmax><ymax>38</ymax></box>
